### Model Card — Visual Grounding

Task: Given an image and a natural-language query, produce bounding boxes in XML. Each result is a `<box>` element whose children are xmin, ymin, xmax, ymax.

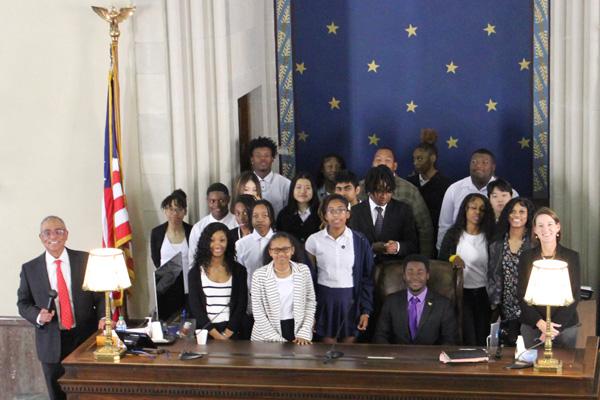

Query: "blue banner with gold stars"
<box><xmin>291</xmin><ymin>0</ymin><xmax>534</xmax><ymax>196</ymax></box>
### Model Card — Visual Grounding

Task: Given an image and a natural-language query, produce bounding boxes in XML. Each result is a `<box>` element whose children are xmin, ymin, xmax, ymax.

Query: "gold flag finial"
<box><xmin>92</xmin><ymin>5</ymin><xmax>136</xmax><ymax>42</ymax></box>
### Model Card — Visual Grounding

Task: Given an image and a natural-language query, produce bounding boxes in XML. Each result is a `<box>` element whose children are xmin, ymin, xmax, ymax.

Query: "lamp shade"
<box><xmin>524</xmin><ymin>259</ymin><xmax>574</xmax><ymax>306</ymax></box>
<box><xmin>83</xmin><ymin>248</ymin><xmax>132</xmax><ymax>292</ymax></box>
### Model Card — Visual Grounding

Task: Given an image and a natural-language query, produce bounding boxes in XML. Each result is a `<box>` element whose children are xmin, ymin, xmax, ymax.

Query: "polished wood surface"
<box><xmin>61</xmin><ymin>335</ymin><xmax>600</xmax><ymax>399</ymax></box>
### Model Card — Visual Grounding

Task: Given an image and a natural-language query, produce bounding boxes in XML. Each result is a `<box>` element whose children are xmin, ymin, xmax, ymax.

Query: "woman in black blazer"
<box><xmin>150</xmin><ymin>190</ymin><xmax>193</xmax><ymax>318</ymax></box>
<box><xmin>275</xmin><ymin>172</ymin><xmax>321</xmax><ymax>244</ymax></box>
<box><xmin>517</xmin><ymin>207</ymin><xmax>580</xmax><ymax>348</ymax></box>
<box><xmin>188</xmin><ymin>222</ymin><xmax>248</xmax><ymax>340</ymax></box>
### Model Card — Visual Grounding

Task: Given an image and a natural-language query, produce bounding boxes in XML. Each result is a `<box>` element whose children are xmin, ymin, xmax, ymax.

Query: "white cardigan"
<box><xmin>251</xmin><ymin>261</ymin><xmax>316</xmax><ymax>342</ymax></box>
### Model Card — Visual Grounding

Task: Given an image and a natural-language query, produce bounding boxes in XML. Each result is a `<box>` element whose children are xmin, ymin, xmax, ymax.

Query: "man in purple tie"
<box><xmin>373</xmin><ymin>254</ymin><xmax>457</xmax><ymax>345</ymax></box>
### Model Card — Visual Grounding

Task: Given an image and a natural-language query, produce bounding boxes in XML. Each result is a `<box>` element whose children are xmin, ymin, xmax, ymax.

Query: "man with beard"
<box><xmin>436</xmin><ymin>149</ymin><xmax>517</xmax><ymax>250</ymax></box>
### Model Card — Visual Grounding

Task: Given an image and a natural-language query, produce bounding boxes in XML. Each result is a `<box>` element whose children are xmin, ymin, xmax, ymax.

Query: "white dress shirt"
<box><xmin>436</xmin><ymin>176</ymin><xmax>518</xmax><ymax>249</ymax></box>
<box><xmin>305</xmin><ymin>227</ymin><xmax>354</xmax><ymax>288</ymax></box>
<box><xmin>41</xmin><ymin>249</ymin><xmax>76</xmax><ymax>328</ymax></box>
<box><xmin>254</xmin><ymin>171</ymin><xmax>291</xmax><ymax>216</ymax></box>
<box><xmin>235</xmin><ymin>228</ymin><xmax>275</xmax><ymax>291</ymax></box>
<box><xmin>188</xmin><ymin>212</ymin><xmax>238</xmax><ymax>267</ymax></box>
<box><xmin>160</xmin><ymin>237</ymin><xmax>190</xmax><ymax>293</ymax></box>
<box><xmin>456</xmin><ymin>232</ymin><xmax>488</xmax><ymax>289</ymax></box>
<box><xmin>368</xmin><ymin>197</ymin><xmax>388</xmax><ymax>225</ymax></box>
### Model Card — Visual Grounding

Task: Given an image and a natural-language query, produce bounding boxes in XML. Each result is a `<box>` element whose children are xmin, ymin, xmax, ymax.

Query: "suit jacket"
<box><xmin>518</xmin><ymin>244</ymin><xmax>580</xmax><ymax>329</ymax></box>
<box><xmin>373</xmin><ymin>288</ymin><xmax>458</xmax><ymax>345</ymax></box>
<box><xmin>349</xmin><ymin>199</ymin><xmax>418</xmax><ymax>261</ymax></box>
<box><xmin>188</xmin><ymin>261</ymin><xmax>248</xmax><ymax>334</ymax></box>
<box><xmin>17</xmin><ymin>248</ymin><xmax>105</xmax><ymax>363</ymax></box>
<box><xmin>250</xmin><ymin>261</ymin><xmax>316</xmax><ymax>342</ymax></box>
<box><xmin>150</xmin><ymin>221</ymin><xmax>193</xmax><ymax>268</ymax></box>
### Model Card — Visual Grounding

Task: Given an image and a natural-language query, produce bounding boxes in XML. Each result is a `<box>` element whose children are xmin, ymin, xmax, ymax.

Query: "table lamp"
<box><xmin>523</xmin><ymin>259</ymin><xmax>574</xmax><ymax>373</ymax></box>
<box><xmin>83</xmin><ymin>248</ymin><xmax>132</xmax><ymax>361</ymax></box>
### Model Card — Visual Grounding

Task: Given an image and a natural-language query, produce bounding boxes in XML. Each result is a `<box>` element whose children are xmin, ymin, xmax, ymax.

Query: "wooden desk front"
<box><xmin>61</xmin><ymin>336</ymin><xmax>600</xmax><ymax>399</ymax></box>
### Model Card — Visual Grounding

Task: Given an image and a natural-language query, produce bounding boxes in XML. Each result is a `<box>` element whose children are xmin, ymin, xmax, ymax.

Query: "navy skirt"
<box><xmin>315</xmin><ymin>285</ymin><xmax>357</xmax><ymax>339</ymax></box>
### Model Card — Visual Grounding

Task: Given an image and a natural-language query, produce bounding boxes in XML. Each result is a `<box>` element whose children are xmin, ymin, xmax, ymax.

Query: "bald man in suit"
<box><xmin>17</xmin><ymin>216</ymin><xmax>105</xmax><ymax>400</ymax></box>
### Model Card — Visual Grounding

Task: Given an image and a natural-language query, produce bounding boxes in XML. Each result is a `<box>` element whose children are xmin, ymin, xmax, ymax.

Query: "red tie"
<box><xmin>55</xmin><ymin>259</ymin><xmax>74</xmax><ymax>330</ymax></box>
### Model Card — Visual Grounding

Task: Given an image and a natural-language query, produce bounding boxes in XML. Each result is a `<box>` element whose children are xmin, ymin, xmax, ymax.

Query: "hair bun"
<box><xmin>173</xmin><ymin>189</ymin><xmax>187</xmax><ymax>199</ymax></box>
<box><xmin>420</xmin><ymin>128</ymin><xmax>438</xmax><ymax>145</ymax></box>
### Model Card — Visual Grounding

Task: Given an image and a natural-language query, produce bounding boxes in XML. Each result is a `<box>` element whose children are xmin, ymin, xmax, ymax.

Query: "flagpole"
<box><xmin>93</xmin><ymin>5</ymin><xmax>136</xmax><ymax>319</ymax></box>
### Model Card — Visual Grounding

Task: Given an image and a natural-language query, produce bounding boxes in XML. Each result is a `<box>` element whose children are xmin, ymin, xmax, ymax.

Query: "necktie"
<box><xmin>374</xmin><ymin>206</ymin><xmax>384</xmax><ymax>239</ymax></box>
<box><xmin>408</xmin><ymin>296</ymin><xmax>420</xmax><ymax>340</ymax></box>
<box><xmin>55</xmin><ymin>260</ymin><xmax>74</xmax><ymax>330</ymax></box>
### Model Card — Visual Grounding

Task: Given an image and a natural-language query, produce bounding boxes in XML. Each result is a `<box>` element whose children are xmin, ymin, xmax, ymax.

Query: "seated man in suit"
<box><xmin>350</xmin><ymin>165</ymin><xmax>418</xmax><ymax>262</ymax></box>
<box><xmin>17</xmin><ymin>216</ymin><xmax>105</xmax><ymax>400</ymax></box>
<box><xmin>373</xmin><ymin>254</ymin><xmax>457</xmax><ymax>345</ymax></box>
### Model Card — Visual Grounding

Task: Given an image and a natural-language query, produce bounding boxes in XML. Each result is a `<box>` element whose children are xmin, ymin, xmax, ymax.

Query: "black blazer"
<box><xmin>150</xmin><ymin>222</ymin><xmax>193</xmax><ymax>268</ymax></box>
<box><xmin>518</xmin><ymin>244</ymin><xmax>580</xmax><ymax>329</ymax></box>
<box><xmin>275</xmin><ymin>206</ymin><xmax>321</xmax><ymax>244</ymax></box>
<box><xmin>349</xmin><ymin>199</ymin><xmax>418</xmax><ymax>260</ymax></box>
<box><xmin>17</xmin><ymin>249</ymin><xmax>105</xmax><ymax>363</ymax></box>
<box><xmin>373</xmin><ymin>288</ymin><xmax>457</xmax><ymax>345</ymax></box>
<box><xmin>188</xmin><ymin>261</ymin><xmax>248</xmax><ymax>335</ymax></box>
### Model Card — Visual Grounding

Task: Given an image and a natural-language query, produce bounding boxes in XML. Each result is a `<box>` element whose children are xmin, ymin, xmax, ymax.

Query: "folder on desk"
<box><xmin>439</xmin><ymin>349</ymin><xmax>489</xmax><ymax>364</ymax></box>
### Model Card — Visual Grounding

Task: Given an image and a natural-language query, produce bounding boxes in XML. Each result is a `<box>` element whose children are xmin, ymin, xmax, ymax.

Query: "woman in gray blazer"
<box><xmin>251</xmin><ymin>232</ymin><xmax>316</xmax><ymax>344</ymax></box>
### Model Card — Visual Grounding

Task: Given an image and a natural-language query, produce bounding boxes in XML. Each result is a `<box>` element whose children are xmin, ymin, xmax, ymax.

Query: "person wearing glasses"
<box><xmin>17</xmin><ymin>216</ymin><xmax>105</xmax><ymax>400</ymax></box>
<box><xmin>350</xmin><ymin>165</ymin><xmax>418</xmax><ymax>263</ymax></box>
<box><xmin>305</xmin><ymin>194</ymin><xmax>374</xmax><ymax>344</ymax></box>
<box><xmin>251</xmin><ymin>232</ymin><xmax>316</xmax><ymax>344</ymax></box>
<box><xmin>150</xmin><ymin>190</ymin><xmax>194</xmax><ymax>293</ymax></box>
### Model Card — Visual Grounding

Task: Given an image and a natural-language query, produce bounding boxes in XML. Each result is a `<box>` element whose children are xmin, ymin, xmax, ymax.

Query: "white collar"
<box><xmin>250</xmin><ymin>228</ymin><xmax>274</xmax><ymax>241</ymax></box>
<box><xmin>368</xmin><ymin>197</ymin><xmax>388</xmax><ymax>213</ymax></box>
<box><xmin>45</xmin><ymin>248</ymin><xmax>68</xmax><ymax>265</ymax></box>
<box><xmin>254</xmin><ymin>171</ymin><xmax>274</xmax><ymax>183</ymax></box>
<box><xmin>323</xmin><ymin>226</ymin><xmax>352</xmax><ymax>241</ymax></box>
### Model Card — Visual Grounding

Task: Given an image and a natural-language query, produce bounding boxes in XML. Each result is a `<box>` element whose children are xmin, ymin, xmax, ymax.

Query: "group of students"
<box><xmin>150</xmin><ymin>135</ymin><xmax>581</xmax><ymax>349</ymax></box>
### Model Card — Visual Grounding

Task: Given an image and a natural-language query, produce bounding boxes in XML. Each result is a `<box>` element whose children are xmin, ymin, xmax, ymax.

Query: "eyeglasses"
<box><xmin>326</xmin><ymin>207</ymin><xmax>348</xmax><ymax>215</ymax></box>
<box><xmin>269</xmin><ymin>246</ymin><xmax>293</xmax><ymax>255</ymax></box>
<box><xmin>166</xmin><ymin>206</ymin><xmax>185</xmax><ymax>214</ymax></box>
<box><xmin>40</xmin><ymin>229</ymin><xmax>67</xmax><ymax>239</ymax></box>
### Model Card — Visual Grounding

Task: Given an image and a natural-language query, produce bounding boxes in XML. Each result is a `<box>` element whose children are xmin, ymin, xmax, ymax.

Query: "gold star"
<box><xmin>518</xmin><ymin>137</ymin><xmax>530</xmax><ymax>148</ymax></box>
<box><xmin>326</xmin><ymin>21</ymin><xmax>339</xmax><ymax>35</ymax></box>
<box><xmin>295</xmin><ymin>62</ymin><xmax>306</xmax><ymax>74</ymax></box>
<box><xmin>406</xmin><ymin>100</ymin><xmax>418</xmax><ymax>113</ymax></box>
<box><xmin>484</xmin><ymin>23</ymin><xmax>496</xmax><ymax>36</ymax></box>
<box><xmin>297</xmin><ymin>131</ymin><xmax>309</xmax><ymax>142</ymax></box>
<box><xmin>405</xmin><ymin>24</ymin><xmax>418</xmax><ymax>37</ymax></box>
<box><xmin>486</xmin><ymin>98</ymin><xmax>498</xmax><ymax>112</ymax></box>
<box><xmin>328</xmin><ymin>97</ymin><xmax>341</xmax><ymax>110</ymax></box>
<box><xmin>368</xmin><ymin>133</ymin><xmax>380</xmax><ymax>146</ymax></box>
<box><xmin>446</xmin><ymin>61</ymin><xmax>458</xmax><ymax>74</ymax></box>
<box><xmin>367</xmin><ymin>59</ymin><xmax>380</xmax><ymax>73</ymax></box>
<box><xmin>518</xmin><ymin>58</ymin><xmax>531</xmax><ymax>71</ymax></box>
<box><xmin>446</xmin><ymin>136</ymin><xmax>458</xmax><ymax>149</ymax></box>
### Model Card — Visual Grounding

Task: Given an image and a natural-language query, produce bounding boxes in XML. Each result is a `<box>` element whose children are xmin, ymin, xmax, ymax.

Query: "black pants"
<box><xmin>462</xmin><ymin>287</ymin><xmax>490</xmax><ymax>346</ymax></box>
<box><xmin>41</xmin><ymin>329</ymin><xmax>79</xmax><ymax>400</ymax></box>
<box><xmin>280</xmin><ymin>319</ymin><xmax>295</xmax><ymax>342</ymax></box>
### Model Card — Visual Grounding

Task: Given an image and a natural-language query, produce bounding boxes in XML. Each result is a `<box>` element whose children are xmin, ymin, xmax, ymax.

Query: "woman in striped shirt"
<box><xmin>188</xmin><ymin>222</ymin><xmax>248</xmax><ymax>340</ymax></box>
<box><xmin>251</xmin><ymin>232</ymin><xmax>316</xmax><ymax>344</ymax></box>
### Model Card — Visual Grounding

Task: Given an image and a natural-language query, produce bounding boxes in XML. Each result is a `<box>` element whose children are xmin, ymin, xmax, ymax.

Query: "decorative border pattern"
<box><xmin>275</xmin><ymin>0</ymin><xmax>296</xmax><ymax>179</ymax></box>
<box><xmin>532</xmin><ymin>0</ymin><xmax>550</xmax><ymax>198</ymax></box>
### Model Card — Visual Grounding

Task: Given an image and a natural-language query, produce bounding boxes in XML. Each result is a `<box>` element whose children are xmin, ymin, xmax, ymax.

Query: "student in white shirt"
<box><xmin>438</xmin><ymin>193</ymin><xmax>495</xmax><ymax>346</ymax></box>
<box><xmin>188</xmin><ymin>183</ymin><xmax>238</xmax><ymax>267</ymax></box>
<box><xmin>249</xmin><ymin>136</ymin><xmax>291</xmax><ymax>216</ymax></box>
<box><xmin>251</xmin><ymin>232</ymin><xmax>316</xmax><ymax>344</ymax></box>
<box><xmin>235</xmin><ymin>199</ymin><xmax>276</xmax><ymax>338</ymax></box>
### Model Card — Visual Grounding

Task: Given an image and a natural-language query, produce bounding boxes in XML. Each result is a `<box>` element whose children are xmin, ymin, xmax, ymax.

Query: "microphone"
<box><xmin>323</xmin><ymin>300</ymin><xmax>354</xmax><ymax>364</ymax></box>
<box><xmin>180</xmin><ymin>303</ymin><xmax>231</xmax><ymax>361</ymax></box>
<box><xmin>46</xmin><ymin>289</ymin><xmax>58</xmax><ymax>311</ymax></box>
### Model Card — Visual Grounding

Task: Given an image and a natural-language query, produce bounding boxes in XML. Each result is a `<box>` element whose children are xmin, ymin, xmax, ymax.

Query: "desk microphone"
<box><xmin>323</xmin><ymin>300</ymin><xmax>354</xmax><ymax>364</ymax></box>
<box><xmin>46</xmin><ymin>289</ymin><xmax>58</xmax><ymax>311</ymax></box>
<box><xmin>179</xmin><ymin>303</ymin><xmax>231</xmax><ymax>361</ymax></box>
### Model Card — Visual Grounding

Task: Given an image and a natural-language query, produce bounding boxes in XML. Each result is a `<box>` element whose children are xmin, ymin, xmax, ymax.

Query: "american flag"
<box><xmin>102</xmin><ymin>44</ymin><xmax>134</xmax><ymax>309</ymax></box>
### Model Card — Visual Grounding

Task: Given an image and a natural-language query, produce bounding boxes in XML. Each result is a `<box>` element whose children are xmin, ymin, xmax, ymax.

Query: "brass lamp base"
<box><xmin>93</xmin><ymin>343</ymin><xmax>126</xmax><ymax>362</ymax></box>
<box><xmin>534</xmin><ymin>357</ymin><xmax>562</xmax><ymax>373</ymax></box>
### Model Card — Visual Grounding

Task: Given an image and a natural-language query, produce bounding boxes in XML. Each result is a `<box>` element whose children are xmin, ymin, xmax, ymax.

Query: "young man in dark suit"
<box><xmin>350</xmin><ymin>165</ymin><xmax>418</xmax><ymax>262</ymax></box>
<box><xmin>373</xmin><ymin>254</ymin><xmax>457</xmax><ymax>345</ymax></box>
<box><xmin>17</xmin><ymin>216</ymin><xmax>105</xmax><ymax>400</ymax></box>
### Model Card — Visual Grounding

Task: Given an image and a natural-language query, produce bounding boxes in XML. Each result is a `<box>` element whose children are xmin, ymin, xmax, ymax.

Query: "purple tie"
<box><xmin>408</xmin><ymin>296</ymin><xmax>420</xmax><ymax>340</ymax></box>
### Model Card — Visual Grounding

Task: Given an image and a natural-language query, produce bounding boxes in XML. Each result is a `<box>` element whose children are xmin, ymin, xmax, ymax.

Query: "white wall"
<box><xmin>1</xmin><ymin>0</ymin><xmax>278</xmax><ymax>317</ymax></box>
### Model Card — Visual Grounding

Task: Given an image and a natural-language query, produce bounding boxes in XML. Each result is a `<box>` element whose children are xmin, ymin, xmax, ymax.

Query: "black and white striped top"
<box><xmin>200</xmin><ymin>269</ymin><xmax>232</xmax><ymax>324</ymax></box>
